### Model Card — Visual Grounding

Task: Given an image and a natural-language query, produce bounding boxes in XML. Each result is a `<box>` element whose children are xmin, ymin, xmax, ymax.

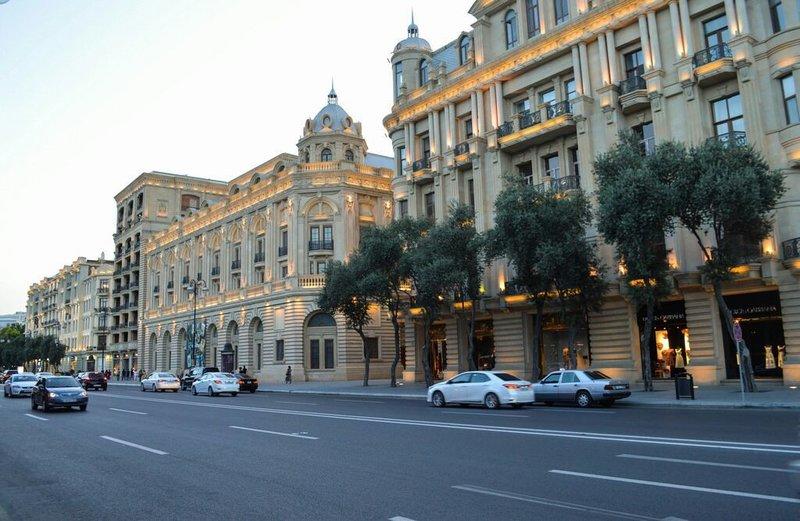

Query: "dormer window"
<box><xmin>321</xmin><ymin>148</ymin><xmax>333</xmax><ymax>162</ymax></box>
<box><xmin>419</xmin><ymin>59</ymin><xmax>429</xmax><ymax>86</ymax></box>
<box><xmin>345</xmin><ymin>149</ymin><xmax>354</xmax><ymax>161</ymax></box>
<box><xmin>459</xmin><ymin>36</ymin><xmax>470</xmax><ymax>65</ymax></box>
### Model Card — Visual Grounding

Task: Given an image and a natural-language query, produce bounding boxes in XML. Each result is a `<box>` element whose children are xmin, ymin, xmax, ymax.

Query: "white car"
<box><xmin>3</xmin><ymin>373</ymin><xmax>38</xmax><ymax>397</ymax></box>
<box><xmin>35</xmin><ymin>372</ymin><xmax>54</xmax><ymax>378</ymax></box>
<box><xmin>140</xmin><ymin>372</ymin><xmax>180</xmax><ymax>392</ymax></box>
<box><xmin>191</xmin><ymin>372</ymin><xmax>239</xmax><ymax>397</ymax></box>
<box><xmin>427</xmin><ymin>371</ymin><xmax>535</xmax><ymax>409</ymax></box>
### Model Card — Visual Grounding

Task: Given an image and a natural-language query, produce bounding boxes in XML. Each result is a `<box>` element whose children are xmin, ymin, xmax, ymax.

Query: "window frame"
<box><xmin>780</xmin><ymin>74</ymin><xmax>799</xmax><ymax>125</ymax></box>
<box><xmin>504</xmin><ymin>9</ymin><xmax>519</xmax><ymax>50</ymax></box>
<box><xmin>554</xmin><ymin>0</ymin><xmax>570</xmax><ymax>25</ymax></box>
<box><xmin>419</xmin><ymin>59</ymin><xmax>429</xmax><ymax>86</ymax></box>
<box><xmin>702</xmin><ymin>15</ymin><xmax>729</xmax><ymax>48</ymax></box>
<box><xmin>459</xmin><ymin>36</ymin><xmax>471</xmax><ymax>65</ymax></box>
<box><xmin>320</xmin><ymin>148</ymin><xmax>333</xmax><ymax>162</ymax></box>
<box><xmin>711</xmin><ymin>92</ymin><xmax>745</xmax><ymax>138</ymax></box>
<box><xmin>526</xmin><ymin>0</ymin><xmax>541</xmax><ymax>38</ymax></box>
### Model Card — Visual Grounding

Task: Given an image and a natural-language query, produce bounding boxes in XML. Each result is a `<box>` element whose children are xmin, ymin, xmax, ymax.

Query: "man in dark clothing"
<box><xmin>285</xmin><ymin>365</ymin><xmax>292</xmax><ymax>384</ymax></box>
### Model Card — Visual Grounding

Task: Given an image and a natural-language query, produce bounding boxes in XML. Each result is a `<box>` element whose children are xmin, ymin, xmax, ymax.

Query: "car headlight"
<box><xmin>80</xmin><ymin>390</ymin><xmax>88</xmax><ymax>397</ymax></box>
<box><xmin>48</xmin><ymin>392</ymin><xmax>57</xmax><ymax>398</ymax></box>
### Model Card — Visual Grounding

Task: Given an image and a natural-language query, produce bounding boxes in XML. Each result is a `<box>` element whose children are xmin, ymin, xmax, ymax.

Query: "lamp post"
<box><xmin>185</xmin><ymin>278</ymin><xmax>207</xmax><ymax>368</ymax></box>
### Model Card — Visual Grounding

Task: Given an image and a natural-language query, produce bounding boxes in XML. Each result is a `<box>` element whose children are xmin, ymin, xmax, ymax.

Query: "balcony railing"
<box><xmin>278</xmin><ymin>245</ymin><xmax>288</xmax><ymax>257</ymax></box>
<box><xmin>181</xmin><ymin>276</ymin><xmax>189</xmax><ymax>284</ymax></box>
<box><xmin>308</xmin><ymin>240</ymin><xmax>334</xmax><ymax>251</ymax></box>
<box><xmin>254</xmin><ymin>252</ymin><xmax>265</xmax><ymax>263</ymax></box>
<box><xmin>497</xmin><ymin>121</ymin><xmax>515</xmax><ymax>138</ymax></box>
<box><xmin>211</xmin><ymin>266</ymin><xmax>221</xmax><ymax>276</ymax></box>
<box><xmin>783</xmin><ymin>237</ymin><xmax>800</xmax><ymax>260</ymax></box>
<box><xmin>197</xmin><ymin>272</ymin><xmax>203</xmax><ymax>281</ymax></box>
<box><xmin>152</xmin><ymin>285</ymin><xmax>160</xmax><ymax>294</ymax></box>
<box><xmin>519</xmin><ymin>110</ymin><xmax>542</xmax><ymax>130</ymax></box>
<box><xmin>453</xmin><ymin>141</ymin><xmax>470</xmax><ymax>156</ymax></box>
<box><xmin>166</xmin><ymin>281</ymin><xmax>174</xmax><ymax>290</ymax></box>
<box><xmin>692</xmin><ymin>42</ymin><xmax>732</xmax><ymax>67</ymax></box>
<box><xmin>618</xmin><ymin>75</ymin><xmax>647</xmax><ymax>95</ymax></box>
<box><xmin>709</xmin><ymin>131</ymin><xmax>747</xmax><ymax>147</ymax></box>
<box><xmin>412</xmin><ymin>157</ymin><xmax>431</xmax><ymax>171</ymax></box>
<box><xmin>534</xmin><ymin>175</ymin><xmax>581</xmax><ymax>193</ymax></box>
<box><xmin>231</xmin><ymin>259</ymin><xmax>241</xmax><ymax>270</ymax></box>
<box><xmin>546</xmin><ymin>100</ymin><xmax>572</xmax><ymax>120</ymax></box>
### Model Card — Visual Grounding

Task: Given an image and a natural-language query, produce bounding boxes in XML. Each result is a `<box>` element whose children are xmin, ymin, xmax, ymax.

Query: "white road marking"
<box><xmin>439</xmin><ymin>411</ymin><xmax>528</xmax><ymax>418</ymax></box>
<box><xmin>452</xmin><ymin>485</ymin><xmax>660</xmax><ymax>520</ymax></box>
<box><xmin>109</xmin><ymin>407</ymin><xmax>147</xmax><ymax>415</ymax></box>
<box><xmin>618</xmin><ymin>453</ymin><xmax>800</xmax><ymax>474</ymax></box>
<box><xmin>389</xmin><ymin>517</ymin><xmax>418</xmax><ymax>521</ymax></box>
<box><xmin>531</xmin><ymin>407</ymin><xmax>616</xmax><ymax>414</ymax></box>
<box><xmin>93</xmin><ymin>393</ymin><xmax>800</xmax><ymax>454</ymax></box>
<box><xmin>275</xmin><ymin>400</ymin><xmax>318</xmax><ymax>406</ymax></box>
<box><xmin>549</xmin><ymin>470</ymin><xmax>800</xmax><ymax>504</ymax></box>
<box><xmin>24</xmin><ymin>414</ymin><xmax>48</xmax><ymax>421</ymax></box>
<box><xmin>335</xmin><ymin>399</ymin><xmax>384</xmax><ymax>404</ymax></box>
<box><xmin>100</xmin><ymin>436</ymin><xmax>168</xmax><ymax>455</ymax></box>
<box><xmin>229</xmin><ymin>425</ymin><xmax>318</xmax><ymax>440</ymax></box>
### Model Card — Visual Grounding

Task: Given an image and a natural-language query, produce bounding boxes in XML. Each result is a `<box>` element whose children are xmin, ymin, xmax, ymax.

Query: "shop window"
<box><xmin>721</xmin><ymin>292</ymin><xmax>786</xmax><ymax>379</ymax></box>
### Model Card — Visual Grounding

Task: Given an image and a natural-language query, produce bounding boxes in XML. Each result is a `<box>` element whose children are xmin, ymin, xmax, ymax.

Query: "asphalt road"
<box><xmin>1</xmin><ymin>385</ymin><xmax>798</xmax><ymax>521</ymax></box>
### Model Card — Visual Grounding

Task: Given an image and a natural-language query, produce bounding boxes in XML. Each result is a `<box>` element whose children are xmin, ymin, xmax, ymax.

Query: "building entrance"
<box><xmin>637</xmin><ymin>300</ymin><xmax>691</xmax><ymax>379</ymax></box>
<box><xmin>473</xmin><ymin>319</ymin><xmax>495</xmax><ymax>370</ymax></box>
<box><xmin>428</xmin><ymin>324</ymin><xmax>447</xmax><ymax>380</ymax></box>
<box><xmin>722</xmin><ymin>291</ymin><xmax>785</xmax><ymax>379</ymax></box>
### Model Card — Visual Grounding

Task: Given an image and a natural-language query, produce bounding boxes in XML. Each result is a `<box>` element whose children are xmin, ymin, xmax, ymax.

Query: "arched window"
<box><xmin>320</xmin><ymin>148</ymin><xmax>333</xmax><ymax>162</ymax></box>
<box><xmin>419</xmin><ymin>59</ymin><xmax>429</xmax><ymax>86</ymax></box>
<box><xmin>459</xmin><ymin>36</ymin><xmax>471</xmax><ymax>65</ymax></box>
<box><xmin>308</xmin><ymin>312</ymin><xmax>336</xmax><ymax>327</ymax></box>
<box><xmin>504</xmin><ymin>10</ymin><xmax>519</xmax><ymax>49</ymax></box>
<box><xmin>345</xmin><ymin>149</ymin><xmax>354</xmax><ymax>161</ymax></box>
<box><xmin>304</xmin><ymin>150</ymin><xmax>310</xmax><ymax>163</ymax></box>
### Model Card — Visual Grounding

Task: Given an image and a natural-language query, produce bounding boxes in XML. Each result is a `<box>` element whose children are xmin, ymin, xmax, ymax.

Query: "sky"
<box><xmin>0</xmin><ymin>0</ymin><xmax>475</xmax><ymax>313</ymax></box>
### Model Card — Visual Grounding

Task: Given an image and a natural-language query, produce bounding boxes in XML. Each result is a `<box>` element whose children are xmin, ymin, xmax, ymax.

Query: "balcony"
<box><xmin>98</xmin><ymin>286</ymin><xmax>109</xmax><ymax>294</ymax></box>
<box><xmin>308</xmin><ymin>240</ymin><xmax>334</xmax><ymax>252</ymax></box>
<box><xmin>708</xmin><ymin>131</ymin><xmax>747</xmax><ymax>147</ymax></box>
<box><xmin>152</xmin><ymin>285</ymin><xmax>160</xmax><ymax>294</ymax></box>
<box><xmin>197</xmin><ymin>272</ymin><xmax>203</xmax><ymax>281</ymax></box>
<box><xmin>181</xmin><ymin>276</ymin><xmax>189</xmax><ymax>284</ymax></box>
<box><xmin>618</xmin><ymin>75</ymin><xmax>649</xmax><ymax>114</ymax></box>
<box><xmin>533</xmin><ymin>174</ymin><xmax>581</xmax><ymax>194</ymax></box>
<box><xmin>278</xmin><ymin>245</ymin><xmax>288</xmax><ymax>257</ymax></box>
<box><xmin>298</xmin><ymin>274</ymin><xmax>326</xmax><ymax>288</ymax></box>
<box><xmin>129</xmin><ymin>282</ymin><xmax>139</xmax><ymax>290</ymax></box>
<box><xmin>783</xmin><ymin>237</ymin><xmax>800</xmax><ymax>261</ymax></box>
<box><xmin>497</xmin><ymin>102</ymin><xmax>576</xmax><ymax>152</ymax></box>
<box><xmin>231</xmin><ymin>259</ymin><xmax>241</xmax><ymax>270</ymax></box>
<box><xmin>453</xmin><ymin>141</ymin><xmax>470</xmax><ymax>156</ymax></box>
<box><xmin>254</xmin><ymin>252</ymin><xmax>265</xmax><ymax>263</ymax></box>
<box><xmin>211</xmin><ymin>266</ymin><xmax>221</xmax><ymax>276</ymax></box>
<box><xmin>692</xmin><ymin>43</ymin><xmax>735</xmax><ymax>86</ymax></box>
<box><xmin>412</xmin><ymin>157</ymin><xmax>430</xmax><ymax>172</ymax></box>
<box><xmin>167</xmin><ymin>281</ymin><xmax>174</xmax><ymax>290</ymax></box>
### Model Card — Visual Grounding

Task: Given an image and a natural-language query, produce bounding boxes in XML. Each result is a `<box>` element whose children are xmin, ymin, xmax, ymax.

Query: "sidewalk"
<box><xmin>109</xmin><ymin>378</ymin><xmax>800</xmax><ymax>409</ymax></box>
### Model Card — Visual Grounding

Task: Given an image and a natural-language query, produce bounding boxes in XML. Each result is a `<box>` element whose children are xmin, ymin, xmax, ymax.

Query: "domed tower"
<box><xmin>390</xmin><ymin>14</ymin><xmax>432</xmax><ymax>102</ymax></box>
<box><xmin>298</xmin><ymin>86</ymin><xmax>367</xmax><ymax>164</ymax></box>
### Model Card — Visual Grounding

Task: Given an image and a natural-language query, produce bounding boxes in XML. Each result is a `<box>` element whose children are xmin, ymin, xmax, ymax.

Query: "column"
<box><xmin>669</xmin><ymin>1</ymin><xmax>685</xmax><ymax>58</ymax></box>
<box><xmin>579</xmin><ymin>42</ymin><xmax>591</xmax><ymax>96</ymax></box>
<box><xmin>404</xmin><ymin>123</ymin><xmax>412</xmax><ymax>165</ymax></box>
<box><xmin>678</xmin><ymin>0</ymin><xmax>694</xmax><ymax>55</ymax></box>
<box><xmin>494</xmin><ymin>80</ymin><xmax>505</xmax><ymax>124</ymax></box>
<box><xmin>475</xmin><ymin>91</ymin><xmax>485</xmax><ymax>136</ymax></box>
<box><xmin>733</xmin><ymin>0</ymin><xmax>749</xmax><ymax>34</ymax></box>
<box><xmin>489</xmin><ymin>83</ymin><xmax>498</xmax><ymax>128</ymax></box>
<box><xmin>470</xmin><ymin>93</ymin><xmax>479</xmax><ymax>141</ymax></box>
<box><xmin>723</xmin><ymin>0</ymin><xmax>739</xmax><ymax>36</ymax></box>
<box><xmin>571</xmin><ymin>45</ymin><xmax>584</xmax><ymax>96</ymax></box>
<box><xmin>597</xmin><ymin>33</ymin><xmax>610</xmax><ymax>86</ymax></box>
<box><xmin>432</xmin><ymin>110</ymin><xmax>441</xmax><ymax>157</ymax></box>
<box><xmin>606</xmin><ymin>30</ymin><xmax>619</xmax><ymax>85</ymax></box>
<box><xmin>449</xmin><ymin>102</ymin><xmax>457</xmax><ymax>145</ymax></box>
<box><xmin>516</xmin><ymin>0</ymin><xmax>529</xmax><ymax>40</ymax></box>
<box><xmin>647</xmin><ymin>11</ymin><xmax>662</xmax><ymax>69</ymax></box>
<box><xmin>638</xmin><ymin>15</ymin><xmax>653</xmax><ymax>70</ymax></box>
<box><xmin>409</xmin><ymin>121</ymin><xmax>416</xmax><ymax>162</ymax></box>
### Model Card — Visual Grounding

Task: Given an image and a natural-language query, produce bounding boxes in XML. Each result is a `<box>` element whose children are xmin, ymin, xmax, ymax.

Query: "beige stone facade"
<box><xmin>385</xmin><ymin>0</ymin><xmax>800</xmax><ymax>384</ymax></box>
<box><xmin>24</xmin><ymin>257</ymin><xmax>114</xmax><ymax>372</ymax></box>
<box><xmin>140</xmin><ymin>90</ymin><xmax>397</xmax><ymax>383</ymax></box>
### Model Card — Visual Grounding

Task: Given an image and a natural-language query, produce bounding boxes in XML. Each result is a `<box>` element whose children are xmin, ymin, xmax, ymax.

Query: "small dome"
<box><xmin>394</xmin><ymin>14</ymin><xmax>431</xmax><ymax>53</ymax></box>
<box><xmin>311</xmin><ymin>87</ymin><xmax>353</xmax><ymax>132</ymax></box>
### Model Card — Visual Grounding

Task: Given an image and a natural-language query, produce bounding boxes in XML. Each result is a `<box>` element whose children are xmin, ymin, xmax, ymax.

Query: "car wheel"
<box><xmin>192</xmin><ymin>386</ymin><xmax>197</xmax><ymax>396</ymax></box>
<box><xmin>140</xmin><ymin>384</ymin><xmax>145</xmax><ymax>392</ymax></box>
<box><xmin>431</xmin><ymin>390</ymin><xmax>446</xmax><ymax>408</ymax></box>
<box><xmin>79</xmin><ymin>405</ymin><xmax>87</xmax><ymax>411</ymax></box>
<box><xmin>208</xmin><ymin>386</ymin><xmax>215</xmax><ymax>397</ymax></box>
<box><xmin>483</xmin><ymin>393</ymin><xmax>500</xmax><ymax>409</ymax></box>
<box><xmin>231</xmin><ymin>392</ymin><xmax>238</xmax><ymax>397</ymax></box>
<box><xmin>575</xmin><ymin>390</ymin><xmax>593</xmax><ymax>408</ymax></box>
<box><xmin>31</xmin><ymin>398</ymin><xmax>37</xmax><ymax>410</ymax></box>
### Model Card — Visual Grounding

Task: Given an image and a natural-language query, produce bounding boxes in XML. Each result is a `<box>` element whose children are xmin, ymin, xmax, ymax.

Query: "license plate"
<box><xmin>614</xmin><ymin>385</ymin><xmax>626</xmax><ymax>390</ymax></box>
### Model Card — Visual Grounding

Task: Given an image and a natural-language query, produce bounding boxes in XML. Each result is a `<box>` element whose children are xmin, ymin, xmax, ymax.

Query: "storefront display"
<box><xmin>473</xmin><ymin>320</ymin><xmax>495</xmax><ymax>370</ymax></box>
<box><xmin>637</xmin><ymin>300</ymin><xmax>691</xmax><ymax>380</ymax></box>
<box><xmin>722</xmin><ymin>291</ymin><xmax>785</xmax><ymax>379</ymax></box>
<box><xmin>541</xmin><ymin>314</ymin><xmax>589</xmax><ymax>372</ymax></box>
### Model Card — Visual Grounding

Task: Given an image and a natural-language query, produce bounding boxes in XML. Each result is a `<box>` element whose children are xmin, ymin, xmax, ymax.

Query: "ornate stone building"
<box><xmin>141</xmin><ymin>90</ymin><xmax>396</xmax><ymax>382</ymax></box>
<box><xmin>385</xmin><ymin>1</ymin><xmax>800</xmax><ymax>384</ymax></box>
<box><xmin>25</xmin><ymin>257</ymin><xmax>113</xmax><ymax>372</ymax></box>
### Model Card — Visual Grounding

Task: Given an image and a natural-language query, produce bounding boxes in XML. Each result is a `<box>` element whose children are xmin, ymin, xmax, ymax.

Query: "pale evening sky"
<box><xmin>0</xmin><ymin>0</ymin><xmax>475</xmax><ymax>313</ymax></box>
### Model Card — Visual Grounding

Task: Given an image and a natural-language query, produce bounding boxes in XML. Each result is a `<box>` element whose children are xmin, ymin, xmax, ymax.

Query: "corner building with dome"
<box><xmin>139</xmin><ymin>90</ymin><xmax>396</xmax><ymax>382</ymax></box>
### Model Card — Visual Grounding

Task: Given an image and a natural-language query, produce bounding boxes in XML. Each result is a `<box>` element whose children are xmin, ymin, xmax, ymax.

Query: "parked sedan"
<box><xmin>533</xmin><ymin>370</ymin><xmax>631</xmax><ymax>408</ymax></box>
<box><xmin>35</xmin><ymin>372</ymin><xmax>54</xmax><ymax>378</ymax></box>
<box><xmin>4</xmin><ymin>373</ymin><xmax>38</xmax><ymax>397</ymax></box>
<box><xmin>31</xmin><ymin>376</ymin><xmax>88</xmax><ymax>412</ymax></box>
<box><xmin>427</xmin><ymin>371</ymin><xmax>535</xmax><ymax>409</ymax></box>
<box><xmin>191</xmin><ymin>372</ymin><xmax>239</xmax><ymax>397</ymax></box>
<box><xmin>140</xmin><ymin>372</ymin><xmax>180</xmax><ymax>392</ymax></box>
<box><xmin>233</xmin><ymin>373</ymin><xmax>258</xmax><ymax>393</ymax></box>
<box><xmin>180</xmin><ymin>366</ymin><xmax>220</xmax><ymax>391</ymax></box>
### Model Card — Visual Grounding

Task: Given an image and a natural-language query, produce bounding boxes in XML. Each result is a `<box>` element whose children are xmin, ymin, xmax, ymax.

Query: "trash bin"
<box><xmin>675</xmin><ymin>373</ymin><xmax>694</xmax><ymax>400</ymax></box>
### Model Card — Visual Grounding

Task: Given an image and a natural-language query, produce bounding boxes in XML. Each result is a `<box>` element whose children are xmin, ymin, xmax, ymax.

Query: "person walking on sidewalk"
<box><xmin>285</xmin><ymin>365</ymin><xmax>292</xmax><ymax>384</ymax></box>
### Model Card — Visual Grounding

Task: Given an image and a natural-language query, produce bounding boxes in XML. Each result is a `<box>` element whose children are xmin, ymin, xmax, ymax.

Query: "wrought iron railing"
<box><xmin>692</xmin><ymin>42</ymin><xmax>732</xmax><ymax>67</ymax></box>
<box><xmin>520</xmin><ymin>110</ymin><xmax>542</xmax><ymax>130</ymax></box>
<box><xmin>497</xmin><ymin>121</ymin><xmax>515</xmax><ymax>137</ymax></box>
<box><xmin>546</xmin><ymin>100</ymin><xmax>572</xmax><ymax>119</ymax></box>
<box><xmin>254</xmin><ymin>252</ymin><xmax>265</xmax><ymax>263</ymax></box>
<box><xmin>783</xmin><ymin>237</ymin><xmax>800</xmax><ymax>260</ymax></box>
<box><xmin>277</xmin><ymin>245</ymin><xmax>288</xmax><ymax>257</ymax></box>
<box><xmin>709</xmin><ymin>131</ymin><xmax>747</xmax><ymax>147</ymax></box>
<box><xmin>618</xmin><ymin>75</ymin><xmax>647</xmax><ymax>95</ymax></box>
<box><xmin>454</xmin><ymin>141</ymin><xmax>470</xmax><ymax>156</ymax></box>
<box><xmin>412</xmin><ymin>157</ymin><xmax>431</xmax><ymax>171</ymax></box>
<box><xmin>231</xmin><ymin>259</ymin><xmax>241</xmax><ymax>270</ymax></box>
<box><xmin>309</xmin><ymin>240</ymin><xmax>334</xmax><ymax>251</ymax></box>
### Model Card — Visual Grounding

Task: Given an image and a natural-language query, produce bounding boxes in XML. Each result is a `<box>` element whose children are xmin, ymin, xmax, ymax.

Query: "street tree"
<box><xmin>595</xmin><ymin>133</ymin><xmax>677</xmax><ymax>391</ymax></box>
<box><xmin>317</xmin><ymin>256</ymin><xmax>373</xmax><ymax>386</ymax></box>
<box><xmin>671</xmin><ymin>138</ymin><xmax>785</xmax><ymax>392</ymax></box>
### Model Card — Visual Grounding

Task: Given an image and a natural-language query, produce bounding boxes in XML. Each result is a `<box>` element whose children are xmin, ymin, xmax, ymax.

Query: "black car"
<box><xmin>81</xmin><ymin>372</ymin><xmax>107</xmax><ymax>391</ymax></box>
<box><xmin>31</xmin><ymin>376</ymin><xmax>88</xmax><ymax>412</ymax></box>
<box><xmin>180</xmin><ymin>367</ymin><xmax>220</xmax><ymax>391</ymax></box>
<box><xmin>233</xmin><ymin>373</ymin><xmax>258</xmax><ymax>393</ymax></box>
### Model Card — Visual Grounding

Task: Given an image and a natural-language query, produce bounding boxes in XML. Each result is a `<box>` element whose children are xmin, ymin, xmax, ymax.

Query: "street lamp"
<box><xmin>185</xmin><ymin>278</ymin><xmax>207</xmax><ymax>368</ymax></box>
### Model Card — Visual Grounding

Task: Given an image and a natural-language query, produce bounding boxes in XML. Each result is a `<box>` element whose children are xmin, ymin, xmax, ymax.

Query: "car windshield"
<box><xmin>493</xmin><ymin>373</ymin><xmax>521</xmax><ymax>381</ymax></box>
<box><xmin>157</xmin><ymin>373</ymin><xmax>176</xmax><ymax>379</ymax></box>
<box><xmin>584</xmin><ymin>371</ymin><xmax>613</xmax><ymax>380</ymax></box>
<box><xmin>46</xmin><ymin>377</ymin><xmax>80</xmax><ymax>387</ymax></box>
<box><xmin>88</xmin><ymin>373</ymin><xmax>103</xmax><ymax>378</ymax></box>
<box><xmin>13</xmin><ymin>375</ymin><xmax>37</xmax><ymax>382</ymax></box>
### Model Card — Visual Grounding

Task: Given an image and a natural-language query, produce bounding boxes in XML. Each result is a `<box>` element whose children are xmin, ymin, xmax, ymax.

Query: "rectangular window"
<box><xmin>280</xmin><ymin>264</ymin><xmax>288</xmax><ymax>279</ymax></box>
<box><xmin>233</xmin><ymin>244</ymin><xmax>241</xmax><ymax>262</ymax></box>
<box><xmin>231</xmin><ymin>273</ymin><xmax>241</xmax><ymax>289</ymax></box>
<box><xmin>712</xmin><ymin>93</ymin><xmax>745</xmax><ymax>140</ymax></box>
<box><xmin>365</xmin><ymin>337</ymin><xmax>379</xmax><ymax>360</ymax></box>
<box><xmin>464</xmin><ymin>118</ymin><xmax>473</xmax><ymax>139</ymax></box>
<box><xmin>281</xmin><ymin>229</ymin><xmax>288</xmax><ymax>249</ymax></box>
<box><xmin>513</xmin><ymin>98</ymin><xmax>531</xmax><ymax>115</ymax></box>
<box><xmin>703</xmin><ymin>15</ymin><xmax>729</xmax><ymax>48</ymax></box>
<box><xmin>565</xmin><ymin>78</ymin><xmax>577</xmax><ymax>100</ymax></box>
<box><xmin>310</xmin><ymin>339</ymin><xmax>320</xmax><ymax>369</ymax></box>
<box><xmin>468</xmin><ymin>179</ymin><xmax>475</xmax><ymax>210</ymax></box>
<box><xmin>543</xmin><ymin>154</ymin><xmax>560</xmax><ymax>178</ymax></box>
<box><xmin>398</xmin><ymin>199</ymin><xmax>409</xmax><ymax>218</ymax></box>
<box><xmin>424</xmin><ymin>192</ymin><xmax>436</xmax><ymax>220</ymax></box>
<box><xmin>256</xmin><ymin>236</ymin><xmax>264</xmax><ymax>255</ymax></box>
<box><xmin>526</xmin><ymin>0</ymin><xmax>541</xmax><ymax>37</ymax></box>
<box><xmin>623</xmin><ymin>49</ymin><xmax>644</xmax><ymax>78</ymax></box>
<box><xmin>421</xmin><ymin>135</ymin><xmax>431</xmax><ymax>159</ymax></box>
<box><xmin>323</xmin><ymin>225</ymin><xmax>333</xmax><ymax>244</ymax></box>
<box><xmin>324</xmin><ymin>339</ymin><xmax>335</xmax><ymax>369</ymax></box>
<box><xmin>394</xmin><ymin>62</ymin><xmax>403</xmax><ymax>99</ymax></box>
<box><xmin>256</xmin><ymin>343</ymin><xmax>262</xmax><ymax>370</ymax></box>
<box><xmin>213</xmin><ymin>251</ymin><xmax>220</xmax><ymax>269</ymax></box>
<box><xmin>255</xmin><ymin>266</ymin><xmax>265</xmax><ymax>284</ymax></box>
<box><xmin>310</xmin><ymin>226</ymin><xmax>320</xmax><ymax>244</ymax></box>
<box><xmin>633</xmin><ymin>121</ymin><xmax>656</xmax><ymax>155</ymax></box>
<box><xmin>518</xmin><ymin>161</ymin><xmax>534</xmax><ymax>185</ymax></box>
<box><xmin>781</xmin><ymin>75</ymin><xmax>799</xmax><ymax>125</ymax></box>
<box><xmin>539</xmin><ymin>88</ymin><xmax>555</xmax><ymax>106</ymax></box>
<box><xmin>569</xmin><ymin>147</ymin><xmax>580</xmax><ymax>178</ymax></box>
<box><xmin>770</xmin><ymin>0</ymin><xmax>786</xmax><ymax>33</ymax></box>
<box><xmin>275</xmin><ymin>339</ymin><xmax>284</xmax><ymax>361</ymax></box>
<box><xmin>554</xmin><ymin>0</ymin><xmax>569</xmax><ymax>25</ymax></box>
<box><xmin>396</xmin><ymin>146</ymin><xmax>406</xmax><ymax>175</ymax></box>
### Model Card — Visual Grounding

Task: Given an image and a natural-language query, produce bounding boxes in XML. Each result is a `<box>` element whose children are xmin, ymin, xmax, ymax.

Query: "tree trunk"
<box><xmin>358</xmin><ymin>329</ymin><xmax>370</xmax><ymax>387</ymax></box>
<box><xmin>421</xmin><ymin>315</ymin><xmax>434</xmax><ymax>388</ymax></box>
<box><xmin>567</xmin><ymin>323</ymin><xmax>578</xmax><ymax>369</ymax></box>
<box><xmin>713</xmin><ymin>280</ymin><xmax>757</xmax><ymax>392</ymax></box>
<box><xmin>641</xmin><ymin>301</ymin><xmax>655</xmax><ymax>392</ymax></box>
<box><xmin>531</xmin><ymin>300</ymin><xmax>543</xmax><ymax>381</ymax></box>
<box><xmin>467</xmin><ymin>303</ymin><xmax>477</xmax><ymax>371</ymax></box>
<box><xmin>389</xmin><ymin>309</ymin><xmax>401</xmax><ymax>388</ymax></box>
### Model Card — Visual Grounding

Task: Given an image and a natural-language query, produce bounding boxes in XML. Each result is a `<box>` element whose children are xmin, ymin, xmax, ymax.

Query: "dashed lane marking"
<box><xmin>24</xmin><ymin>413</ymin><xmax>48</xmax><ymax>421</ymax></box>
<box><xmin>618</xmin><ymin>453</ymin><xmax>800</xmax><ymax>474</ymax></box>
<box><xmin>109</xmin><ymin>407</ymin><xmax>147</xmax><ymax>415</ymax></box>
<box><xmin>229</xmin><ymin>425</ymin><xmax>318</xmax><ymax>440</ymax></box>
<box><xmin>100</xmin><ymin>435</ymin><xmax>168</xmax><ymax>455</ymax></box>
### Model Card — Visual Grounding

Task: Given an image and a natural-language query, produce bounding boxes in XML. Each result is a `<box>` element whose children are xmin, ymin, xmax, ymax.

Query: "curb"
<box><xmin>257</xmin><ymin>388</ymin><xmax>427</xmax><ymax>400</ymax></box>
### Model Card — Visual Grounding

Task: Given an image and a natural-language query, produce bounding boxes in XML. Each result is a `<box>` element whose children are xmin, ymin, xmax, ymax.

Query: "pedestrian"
<box><xmin>241</xmin><ymin>365</ymin><xmax>247</xmax><ymax>375</ymax></box>
<box><xmin>285</xmin><ymin>365</ymin><xmax>292</xmax><ymax>384</ymax></box>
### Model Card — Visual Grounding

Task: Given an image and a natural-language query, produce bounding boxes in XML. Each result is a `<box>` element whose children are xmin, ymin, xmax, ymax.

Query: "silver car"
<box><xmin>427</xmin><ymin>371</ymin><xmax>535</xmax><ymax>409</ymax></box>
<box><xmin>3</xmin><ymin>373</ymin><xmax>38</xmax><ymax>397</ymax></box>
<box><xmin>533</xmin><ymin>370</ymin><xmax>630</xmax><ymax>408</ymax></box>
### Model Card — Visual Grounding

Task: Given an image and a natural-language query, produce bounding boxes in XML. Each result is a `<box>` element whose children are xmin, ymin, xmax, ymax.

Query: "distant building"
<box><xmin>0</xmin><ymin>312</ymin><xmax>25</xmax><ymax>330</ymax></box>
